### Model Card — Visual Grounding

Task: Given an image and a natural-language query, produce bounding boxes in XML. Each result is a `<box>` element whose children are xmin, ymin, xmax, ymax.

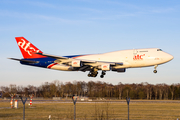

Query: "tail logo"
<box><xmin>18</xmin><ymin>39</ymin><xmax>40</xmax><ymax>56</ymax></box>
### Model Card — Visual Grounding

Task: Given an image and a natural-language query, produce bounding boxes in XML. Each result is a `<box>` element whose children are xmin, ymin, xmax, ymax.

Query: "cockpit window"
<box><xmin>157</xmin><ymin>49</ymin><xmax>163</xmax><ymax>51</ymax></box>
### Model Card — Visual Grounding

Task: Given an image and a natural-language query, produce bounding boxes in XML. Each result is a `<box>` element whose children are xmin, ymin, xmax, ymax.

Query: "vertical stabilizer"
<box><xmin>15</xmin><ymin>37</ymin><xmax>45</xmax><ymax>59</ymax></box>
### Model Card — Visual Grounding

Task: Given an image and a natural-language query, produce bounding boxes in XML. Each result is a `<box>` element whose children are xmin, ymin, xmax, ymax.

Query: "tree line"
<box><xmin>1</xmin><ymin>80</ymin><xmax>180</xmax><ymax>100</ymax></box>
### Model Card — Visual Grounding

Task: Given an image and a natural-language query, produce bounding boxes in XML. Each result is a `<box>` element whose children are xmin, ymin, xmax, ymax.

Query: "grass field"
<box><xmin>0</xmin><ymin>100</ymin><xmax>180</xmax><ymax>120</ymax></box>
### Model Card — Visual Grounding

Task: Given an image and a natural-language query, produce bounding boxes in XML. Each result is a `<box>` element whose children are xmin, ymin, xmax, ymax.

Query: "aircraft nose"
<box><xmin>169</xmin><ymin>55</ymin><xmax>174</xmax><ymax>60</ymax></box>
<box><xmin>162</xmin><ymin>53</ymin><xmax>174</xmax><ymax>63</ymax></box>
<box><xmin>168</xmin><ymin>54</ymin><xmax>174</xmax><ymax>61</ymax></box>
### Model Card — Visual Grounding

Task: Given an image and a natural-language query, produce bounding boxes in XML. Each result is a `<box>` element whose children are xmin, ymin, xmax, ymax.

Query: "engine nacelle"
<box><xmin>101</xmin><ymin>64</ymin><xmax>110</xmax><ymax>71</ymax></box>
<box><xmin>49</xmin><ymin>64</ymin><xmax>74</xmax><ymax>71</ymax></box>
<box><xmin>112</xmin><ymin>68</ymin><xmax>126</xmax><ymax>72</ymax></box>
<box><xmin>71</xmin><ymin>60</ymin><xmax>82</xmax><ymax>67</ymax></box>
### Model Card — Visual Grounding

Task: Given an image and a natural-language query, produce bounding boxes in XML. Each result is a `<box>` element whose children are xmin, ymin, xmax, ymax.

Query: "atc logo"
<box><xmin>18</xmin><ymin>39</ymin><xmax>40</xmax><ymax>56</ymax></box>
<box><xmin>133</xmin><ymin>54</ymin><xmax>145</xmax><ymax>60</ymax></box>
<box><xmin>73</xmin><ymin>62</ymin><xmax>77</xmax><ymax>65</ymax></box>
<box><xmin>103</xmin><ymin>65</ymin><xmax>108</xmax><ymax>69</ymax></box>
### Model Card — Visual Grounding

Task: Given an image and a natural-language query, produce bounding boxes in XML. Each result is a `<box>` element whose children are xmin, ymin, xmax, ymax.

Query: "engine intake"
<box><xmin>101</xmin><ymin>64</ymin><xmax>110</xmax><ymax>71</ymax></box>
<box><xmin>71</xmin><ymin>60</ymin><xmax>82</xmax><ymax>67</ymax></box>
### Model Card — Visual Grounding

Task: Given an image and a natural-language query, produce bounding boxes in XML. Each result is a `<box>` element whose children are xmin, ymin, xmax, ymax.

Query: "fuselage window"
<box><xmin>139</xmin><ymin>51</ymin><xmax>148</xmax><ymax>52</ymax></box>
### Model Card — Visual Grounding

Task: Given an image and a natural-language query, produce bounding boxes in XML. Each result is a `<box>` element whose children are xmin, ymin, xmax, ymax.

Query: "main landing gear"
<box><xmin>153</xmin><ymin>65</ymin><xmax>158</xmax><ymax>73</ymax></box>
<box><xmin>100</xmin><ymin>71</ymin><xmax>106</xmax><ymax>78</ymax></box>
<box><xmin>87</xmin><ymin>68</ymin><xmax>106</xmax><ymax>78</ymax></box>
<box><xmin>88</xmin><ymin>68</ymin><xmax>98</xmax><ymax>77</ymax></box>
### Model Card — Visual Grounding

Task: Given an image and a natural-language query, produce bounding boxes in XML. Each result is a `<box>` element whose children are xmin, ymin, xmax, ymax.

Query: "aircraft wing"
<box><xmin>35</xmin><ymin>52</ymin><xmax>123</xmax><ymax>71</ymax></box>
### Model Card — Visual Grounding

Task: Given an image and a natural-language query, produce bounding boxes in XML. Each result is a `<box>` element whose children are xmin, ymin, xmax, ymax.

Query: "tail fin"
<box><xmin>15</xmin><ymin>37</ymin><xmax>45</xmax><ymax>59</ymax></box>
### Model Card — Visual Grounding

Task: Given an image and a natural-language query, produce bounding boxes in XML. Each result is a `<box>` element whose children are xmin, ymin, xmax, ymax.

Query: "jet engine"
<box><xmin>112</xmin><ymin>68</ymin><xmax>126</xmax><ymax>72</ymax></box>
<box><xmin>71</xmin><ymin>60</ymin><xmax>82</xmax><ymax>67</ymax></box>
<box><xmin>101</xmin><ymin>64</ymin><xmax>110</xmax><ymax>71</ymax></box>
<box><xmin>49</xmin><ymin>64</ymin><xmax>74</xmax><ymax>71</ymax></box>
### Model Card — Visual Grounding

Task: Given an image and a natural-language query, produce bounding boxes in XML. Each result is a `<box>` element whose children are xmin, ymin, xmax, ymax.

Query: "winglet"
<box><xmin>15</xmin><ymin>37</ymin><xmax>46</xmax><ymax>59</ymax></box>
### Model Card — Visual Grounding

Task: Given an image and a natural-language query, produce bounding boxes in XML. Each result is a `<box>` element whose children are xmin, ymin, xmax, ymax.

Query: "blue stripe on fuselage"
<box><xmin>20</xmin><ymin>54</ymin><xmax>86</xmax><ymax>68</ymax></box>
<box><xmin>20</xmin><ymin>57</ymin><xmax>56</xmax><ymax>68</ymax></box>
<box><xmin>64</xmin><ymin>54</ymin><xmax>84</xmax><ymax>58</ymax></box>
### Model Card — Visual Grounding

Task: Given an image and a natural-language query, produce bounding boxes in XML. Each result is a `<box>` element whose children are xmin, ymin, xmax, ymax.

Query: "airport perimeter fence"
<box><xmin>0</xmin><ymin>98</ymin><xmax>180</xmax><ymax>120</ymax></box>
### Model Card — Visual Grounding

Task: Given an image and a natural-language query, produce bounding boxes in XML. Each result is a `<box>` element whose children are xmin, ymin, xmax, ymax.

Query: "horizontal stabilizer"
<box><xmin>8</xmin><ymin>58</ymin><xmax>39</xmax><ymax>63</ymax></box>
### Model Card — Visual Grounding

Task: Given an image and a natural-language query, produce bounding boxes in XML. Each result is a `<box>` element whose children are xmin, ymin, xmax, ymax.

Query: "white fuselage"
<box><xmin>49</xmin><ymin>48</ymin><xmax>173</xmax><ymax>72</ymax></box>
<box><xmin>73</xmin><ymin>48</ymin><xmax>173</xmax><ymax>69</ymax></box>
<box><xmin>13</xmin><ymin>37</ymin><xmax>174</xmax><ymax>78</ymax></box>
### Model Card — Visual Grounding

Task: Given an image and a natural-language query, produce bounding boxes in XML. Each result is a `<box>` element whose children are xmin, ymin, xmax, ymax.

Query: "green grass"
<box><xmin>0</xmin><ymin>100</ymin><xmax>180</xmax><ymax>119</ymax></box>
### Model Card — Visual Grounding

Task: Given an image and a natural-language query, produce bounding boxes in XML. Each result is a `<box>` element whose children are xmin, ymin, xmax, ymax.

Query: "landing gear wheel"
<box><xmin>92</xmin><ymin>71</ymin><xmax>98</xmax><ymax>77</ymax></box>
<box><xmin>102</xmin><ymin>71</ymin><xmax>106</xmax><ymax>75</ymax></box>
<box><xmin>153</xmin><ymin>70</ymin><xmax>157</xmax><ymax>73</ymax></box>
<box><xmin>100</xmin><ymin>71</ymin><xmax>106</xmax><ymax>78</ymax></box>
<box><xmin>88</xmin><ymin>71</ymin><xmax>98</xmax><ymax>77</ymax></box>
<box><xmin>100</xmin><ymin>75</ymin><xmax>104</xmax><ymax>78</ymax></box>
<box><xmin>94</xmin><ymin>72</ymin><xmax>98</xmax><ymax>77</ymax></box>
<box><xmin>153</xmin><ymin>65</ymin><xmax>158</xmax><ymax>74</ymax></box>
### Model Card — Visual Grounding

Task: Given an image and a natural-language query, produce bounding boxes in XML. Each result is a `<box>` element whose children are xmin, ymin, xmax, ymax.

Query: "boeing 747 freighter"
<box><xmin>9</xmin><ymin>37</ymin><xmax>174</xmax><ymax>78</ymax></box>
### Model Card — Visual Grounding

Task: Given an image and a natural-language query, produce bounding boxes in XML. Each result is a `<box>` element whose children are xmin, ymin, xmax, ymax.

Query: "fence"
<box><xmin>0</xmin><ymin>99</ymin><xmax>180</xmax><ymax>119</ymax></box>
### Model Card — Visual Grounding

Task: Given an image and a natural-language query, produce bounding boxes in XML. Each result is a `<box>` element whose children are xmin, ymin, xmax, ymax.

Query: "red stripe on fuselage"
<box><xmin>47</xmin><ymin>63</ymin><xmax>58</xmax><ymax>68</ymax></box>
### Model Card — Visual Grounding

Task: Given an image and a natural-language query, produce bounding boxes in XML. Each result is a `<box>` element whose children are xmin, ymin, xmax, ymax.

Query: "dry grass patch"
<box><xmin>0</xmin><ymin>100</ymin><xmax>180</xmax><ymax>119</ymax></box>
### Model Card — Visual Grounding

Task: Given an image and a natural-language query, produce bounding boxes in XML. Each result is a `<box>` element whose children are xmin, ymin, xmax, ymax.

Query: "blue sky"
<box><xmin>0</xmin><ymin>0</ymin><xmax>180</xmax><ymax>86</ymax></box>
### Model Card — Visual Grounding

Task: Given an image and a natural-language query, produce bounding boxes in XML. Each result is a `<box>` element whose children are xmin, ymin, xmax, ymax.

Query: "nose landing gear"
<box><xmin>153</xmin><ymin>65</ymin><xmax>158</xmax><ymax>73</ymax></box>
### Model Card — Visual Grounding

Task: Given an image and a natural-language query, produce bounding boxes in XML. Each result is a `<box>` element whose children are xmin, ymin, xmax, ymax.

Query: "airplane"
<box><xmin>9</xmin><ymin>37</ymin><xmax>174</xmax><ymax>78</ymax></box>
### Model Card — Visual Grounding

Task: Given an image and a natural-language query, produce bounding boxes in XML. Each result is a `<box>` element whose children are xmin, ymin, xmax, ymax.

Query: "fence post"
<box><xmin>72</xmin><ymin>95</ymin><xmax>77</xmax><ymax>120</ymax></box>
<box><xmin>126</xmin><ymin>97</ymin><xmax>130</xmax><ymax>120</ymax></box>
<box><xmin>20</xmin><ymin>97</ymin><xmax>27</xmax><ymax>120</ymax></box>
